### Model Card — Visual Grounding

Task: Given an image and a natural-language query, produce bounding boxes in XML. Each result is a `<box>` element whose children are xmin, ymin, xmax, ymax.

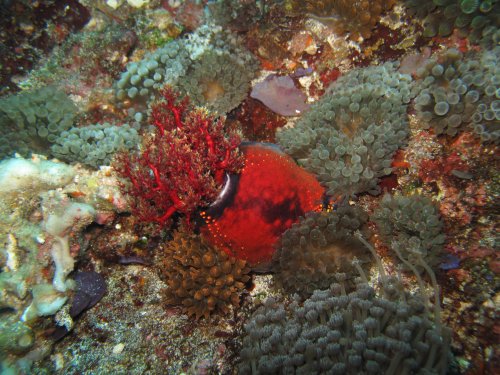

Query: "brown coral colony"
<box><xmin>158</xmin><ymin>231</ymin><xmax>250</xmax><ymax>320</ymax></box>
<box><xmin>287</xmin><ymin>0</ymin><xmax>396</xmax><ymax>40</ymax></box>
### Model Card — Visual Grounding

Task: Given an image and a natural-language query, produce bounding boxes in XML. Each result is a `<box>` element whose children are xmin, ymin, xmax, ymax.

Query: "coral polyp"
<box><xmin>273</xmin><ymin>204</ymin><xmax>370</xmax><ymax>297</ymax></box>
<box><xmin>158</xmin><ymin>230</ymin><xmax>250</xmax><ymax>320</ymax></box>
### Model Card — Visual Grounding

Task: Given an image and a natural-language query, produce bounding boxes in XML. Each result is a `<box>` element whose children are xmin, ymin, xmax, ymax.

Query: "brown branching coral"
<box><xmin>158</xmin><ymin>230</ymin><xmax>250</xmax><ymax>319</ymax></box>
<box><xmin>286</xmin><ymin>0</ymin><xmax>396</xmax><ymax>40</ymax></box>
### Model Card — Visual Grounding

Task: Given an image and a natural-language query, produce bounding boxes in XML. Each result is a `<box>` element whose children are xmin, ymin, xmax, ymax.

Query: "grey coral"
<box><xmin>0</xmin><ymin>86</ymin><xmax>76</xmax><ymax>159</ymax></box>
<box><xmin>403</xmin><ymin>0</ymin><xmax>500</xmax><ymax>43</ymax></box>
<box><xmin>277</xmin><ymin>62</ymin><xmax>413</xmax><ymax>197</ymax></box>
<box><xmin>239</xmin><ymin>275</ymin><xmax>450</xmax><ymax>374</ymax></box>
<box><xmin>273</xmin><ymin>205</ymin><xmax>370</xmax><ymax>297</ymax></box>
<box><xmin>50</xmin><ymin>123</ymin><xmax>139</xmax><ymax>168</ymax></box>
<box><xmin>115</xmin><ymin>24</ymin><xmax>258</xmax><ymax>115</ymax></box>
<box><xmin>373</xmin><ymin>193</ymin><xmax>445</xmax><ymax>270</ymax></box>
<box><xmin>413</xmin><ymin>47</ymin><xmax>500</xmax><ymax>142</ymax></box>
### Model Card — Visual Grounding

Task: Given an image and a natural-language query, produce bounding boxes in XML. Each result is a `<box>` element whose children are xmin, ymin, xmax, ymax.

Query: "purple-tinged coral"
<box><xmin>250</xmin><ymin>74</ymin><xmax>310</xmax><ymax>116</ymax></box>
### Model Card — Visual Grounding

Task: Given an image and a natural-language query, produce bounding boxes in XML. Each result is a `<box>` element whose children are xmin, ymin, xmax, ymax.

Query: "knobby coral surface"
<box><xmin>239</xmin><ymin>274</ymin><xmax>450</xmax><ymax>374</ymax></box>
<box><xmin>373</xmin><ymin>193</ymin><xmax>445</xmax><ymax>270</ymax></box>
<box><xmin>158</xmin><ymin>230</ymin><xmax>250</xmax><ymax>319</ymax></box>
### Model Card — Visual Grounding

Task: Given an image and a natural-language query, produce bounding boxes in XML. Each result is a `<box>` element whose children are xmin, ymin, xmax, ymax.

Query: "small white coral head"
<box><xmin>126</xmin><ymin>0</ymin><xmax>149</xmax><ymax>8</ymax></box>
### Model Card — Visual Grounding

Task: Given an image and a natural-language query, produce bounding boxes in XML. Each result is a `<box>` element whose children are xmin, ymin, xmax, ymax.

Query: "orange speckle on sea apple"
<box><xmin>201</xmin><ymin>143</ymin><xmax>325</xmax><ymax>269</ymax></box>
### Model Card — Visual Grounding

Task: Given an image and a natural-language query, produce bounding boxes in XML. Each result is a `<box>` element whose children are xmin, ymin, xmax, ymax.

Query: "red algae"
<box><xmin>201</xmin><ymin>143</ymin><xmax>324</xmax><ymax>268</ymax></box>
<box><xmin>228</xmin><ymin>98</ymin><xmax>287</xmax><ymax>143</ymax></box>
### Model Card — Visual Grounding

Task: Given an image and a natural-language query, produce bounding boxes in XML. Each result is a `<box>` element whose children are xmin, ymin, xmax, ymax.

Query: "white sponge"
<box><xmin>0</xmin><ymin>157</ymin><xmax>74</xmax><ymax>197</ymax></box>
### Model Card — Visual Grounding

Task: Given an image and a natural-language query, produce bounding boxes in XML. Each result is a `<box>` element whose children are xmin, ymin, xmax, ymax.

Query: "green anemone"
<box><xmin>460</xmin><ymin>0</ymin><xmax>479</xmax><ymax>14</ymax></box>
<box><xmin>479</xmin><ymin>0</ymin><xmax>493</xmax><ymax>13</ymax></box>
<box><xmin>433</xmin><ymin>0</ymin><xmax>451</xmax><ymax>6</ymax></box>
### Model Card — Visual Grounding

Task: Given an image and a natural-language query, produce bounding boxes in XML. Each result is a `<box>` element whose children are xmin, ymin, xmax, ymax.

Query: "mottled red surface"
<box><xmin>201</xmin><ymin>143</ymin><xmax>325</xmax><ymax>267</ymax></box>
<box><xmin>228</xmin><ymin>98</ymin><xmax>286</xmax><ymax>143</ymax></box>
<box><xmin>309</xmin><ymin>67</ymin><xmax>341</xmax><ymax>98</ymax></box>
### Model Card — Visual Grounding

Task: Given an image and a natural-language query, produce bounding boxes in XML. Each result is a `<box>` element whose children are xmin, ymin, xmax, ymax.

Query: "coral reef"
<box><xmin>0</xmin><ymin>1</ymin><xmax>498</xmax><ymax>373</ymax></box>
<box><xmin>0</xmin><ymin>157</ymin><xmax>101</xmax><ymax>371</ymax></box>
<box><xmin>115</xmin><ymin>39</ymin><xmax>189</xmax><ymax>103</ymax></box>
<box><xmin>51</xmin><ymin>122</ymin><xmax>140</xmax><ymax>168</ymax></box>
<box><xmin>115</xmin><ymin>24</ymin><xmax>258</xmax><ymax>115</ymax></box>
<box><xmin>227</xmin><ymin>98</ymin><xmax>287</xmax><ymax>143</ymax></box>
<box><xmin>373</xmin><ymin>193</ymin><xmax>446</xmax><ymax>270</ymax></box>
<box><xmin>158</xmin><ymin>230</ymin><xmax>250</xmax><ymax>319</ymax></box>
<box><xmin>404</xmin><ymin>0</ymin><xmax>500</xmax><ymax>42</ymax></box>
<box><xmin>114</xmin><ymin>86</ymin><xmax>244</xmax><ymax>226</ymax></box>
<box><xmin>34</xmin><ymin>22</ymin><xmax>137</xmax><ymax>86</ymax></box>
<box><xmin>33</xmin><ymin>264</ymin><xmax>242</xmax><ymax>373</ymax></box>
<box><xmin>413</xmin><ymin>47</ymin><xmax>500</xmax><ymax>142</ymax></box>
<box><xmin>239</xmin><ymin>271</ymin><xmax>450</xmax><ymax>374</ymax></box>
<box><xmin>207</xmin><ymin>0</ymin><xmax>267</xmax><ymax>31</ymax></box>
<box><xmin>285</xmin><ymin>0</ymin><xmax>397</xmax><ymax>40</ymax></box>
<box><xmin>273</xmin><ymin>205</ymin><xmax>370</xmax><ymax>297</ymax></box>
<box><xmin>0</xmin><ymin>0</ymin><xmax>90</xmax><ymax>95</ymax></box>
<box><xmin>277</xmin><ymin>62</ymin><xmax>413</xmax><ymax>197</ymax></box>
<box><xmin>42</xmin><ymin>200</ymin><xmax>96</xmax><ymax>293</ymax></box>
<box><xmin>393</xmin><ymin>126</ymin><xmax>498</xmax><ymax>372</ymax></box>
<box><xmin>0</xmin><ymin>157</ymin><xmax>74</xmax><ymax>202</ymax></box>
<box><xmin>0</xmin><ymin>86</ymin><xmax>76</xmax><ymax>159</ymax></box>
<box><xmin>176</xmin><ymin>48</ymin><xmax>257</xmax><ymax>115</ymax></box>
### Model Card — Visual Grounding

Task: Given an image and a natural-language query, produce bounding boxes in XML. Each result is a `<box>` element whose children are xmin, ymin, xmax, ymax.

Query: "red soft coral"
<box><xmin>114</xmin><ymin>86</ymin><xmax>244</xmax><ymax>226</ymax></box>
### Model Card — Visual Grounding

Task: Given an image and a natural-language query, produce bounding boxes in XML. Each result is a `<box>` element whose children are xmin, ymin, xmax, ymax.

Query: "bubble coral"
<box><xmin>404</xmin><ymin>0</ymin><xmax>500</xmax><ymax>42</ymax></box>
<box><xmin>373</xmin><ymin>193</ymin><xmax>445</xmax><ymax>270</ymax></box>
<box><xmin>158</xmin><ymin>230</ymin><xmax>250</xmax><ymax>319</ymax></box>
<box><xmin>277</xmin><ymin>62</ymin><xmax>413</xmax><ymax>197</ymax></box>
<box><xmin>51</xmin><ymin>122</ymin><xmax>140</xmax><ymax>168</ymax></box>
<box><xmin>273</xmin><ymin>205</ymin><xmax>370</xmax><ymax>297</ymax></box>
<box><xmin>113</xmin><ymin>86</ymin><xmax>244</xmax><ymax>227</ymax></box>
<box><xmin>115</xmin><ymin>39</ymin><xmax>189</xmax><ymax>102</ymax></box>
<box><xmin>0</xmin><ymin>86</ymin><xmax>76</xmax><ymax>159</ymax></box>
<box><xmin>413</xmin><ymin>47</ymin><xmax>500</xmax><ymax>142</ymax></box>
<box><xmin>239</xmin><ymin>273</ymin><xmax>450</xmax><ymax>374</ymax></box>
<box><xmin>115</xmin><ymin>25</ymin><xmax>258</xmax><ymax>115</ymax></box>
<box><xmin>177</xmin><ymin>49</ymin><xmax>258</xmax><ymax>115</ymax></box>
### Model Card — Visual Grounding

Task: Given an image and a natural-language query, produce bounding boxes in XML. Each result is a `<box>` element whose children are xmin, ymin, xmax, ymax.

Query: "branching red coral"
<box><xmin>114</xmin><ymin>86</ymin><xmax>244</xmax><ymax>226</ymax></box>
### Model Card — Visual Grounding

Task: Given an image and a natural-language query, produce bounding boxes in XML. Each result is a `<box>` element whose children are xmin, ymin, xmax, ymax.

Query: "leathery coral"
<box><xmin>113</xmin><ymin>86</ymin><xmax>244</xmax><ymax>227</ymax></box>
<box><xmin>157</xmin><ymin>230</ymin><xmax>250</xmax><ymax>319</ymax></box>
